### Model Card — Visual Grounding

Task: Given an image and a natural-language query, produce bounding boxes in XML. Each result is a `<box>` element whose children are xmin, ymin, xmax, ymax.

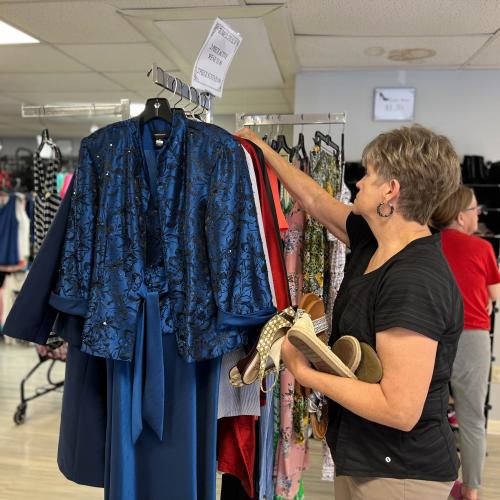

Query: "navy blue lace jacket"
<box><xmin>49</xmin><ymin>113</ymin><xmax>274</xmax><ymax>362</ymax></box>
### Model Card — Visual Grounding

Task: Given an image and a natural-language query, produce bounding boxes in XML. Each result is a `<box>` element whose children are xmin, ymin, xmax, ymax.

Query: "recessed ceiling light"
<box><xmin>0</xmin><ymin>20</ymin><xmax>39</xmax><ymax>45</ymax></box>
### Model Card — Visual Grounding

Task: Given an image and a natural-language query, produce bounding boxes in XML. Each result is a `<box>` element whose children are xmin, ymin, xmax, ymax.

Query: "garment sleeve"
<box><xmin>483</xmin><ymin>241</ymin><xmax>500</xmax><ymax>286</ymax></box>
<box><xmin>206</xmin><ymin>141</ymin><xmax>276</xmax><ymax>328</ymax></box>
<box><xmin>374</xmin><ymin>264</ymin><xmax>457</xmax><ymax>341</ymax></box>
<box><xmin>2</xmin><ymin>178</ymin><xmax>74</xmax><ymax>344</ymax></box>
<box><xmin>49</xmin><ymin>141</ymin><xmax>96</xmax><ymax>317</ymax></box>
<box><xmin>346</xmin><ymin>212</ymin><xmax>372</xmax><ymax>251</ymax></box>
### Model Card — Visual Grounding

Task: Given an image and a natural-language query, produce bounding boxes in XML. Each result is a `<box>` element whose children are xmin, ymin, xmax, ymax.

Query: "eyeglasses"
<box><xmin>462</xmin><ymin>205</ymin><xmax>484</xmax><ymax>215</ymax></box>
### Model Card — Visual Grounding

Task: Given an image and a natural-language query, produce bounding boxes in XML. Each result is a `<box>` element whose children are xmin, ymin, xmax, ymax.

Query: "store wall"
<box><xmin>294</xmin><ymin>69</ymin><xmax>500</xmax><ymax>162</ymax></box>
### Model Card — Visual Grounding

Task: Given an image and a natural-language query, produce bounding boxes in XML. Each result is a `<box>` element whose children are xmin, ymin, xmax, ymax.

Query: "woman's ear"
<box><xmin>386</xmin><ymin>178</ymin><xmax>401</xmax><ymax>204</ymax></box>
<box><xmin>456</xmin><ymin>211</ymin><xmax>466</xmax><ymax>228</ymax></box>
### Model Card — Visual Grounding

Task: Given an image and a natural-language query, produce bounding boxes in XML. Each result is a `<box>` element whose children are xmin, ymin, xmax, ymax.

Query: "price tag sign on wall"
<box><xmin>373</xmin><ymin>88</ymin><xmax>416</xmax><ymax>121</ymax></box>
<box><xmin>192</xmin><ymin>18</ymin><xmax>242</xmax><ymax>98</ymax></box>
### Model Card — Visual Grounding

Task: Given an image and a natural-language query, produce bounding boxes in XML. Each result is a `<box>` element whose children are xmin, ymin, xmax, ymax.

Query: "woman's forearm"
<box><xmin>298</xmin><ymin>366</ymin><xmax>417</xmax><ymax>432</ymax></box>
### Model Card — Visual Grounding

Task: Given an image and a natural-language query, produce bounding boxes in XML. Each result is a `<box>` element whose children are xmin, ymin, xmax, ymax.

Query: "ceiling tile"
<box><xmin>244</xmin><ymin>0</ymin><xmax>285</xmax><ymax>3</ymax></box>
<box><xmin>56</xmin><ymin>43</ymin><xmax>177</xmax><ymax>72</ymax></box>
<box><xmin>102</xmin><ymin>71</ymin><xmax>185</xmax><ymax>94</ymax></box>
<box><xmin>467</xmin><ymin>36</ymin><xmax>500</xmax><ymax>66</ymax></box>
<box><xmin>0</xmin><ymin>1</ymin><xmax>145</xmax><ymax>43</ymax></box>
<box><xmin>296</xmin><ymin>35</ymin><xmax>490</xmax><ymax>69</ymax></box>
<box><xmin>108</xmin><ymin>0</ymin><xmax>239</xmax><ymax>6</ymax></box>
<box><xmin>156</xmin><ymin>17</ymin><xmax>283</xmax><ymax>89</ymax></box>
<box><xmin>0</xmin><ymin>95</ymin><xmax>23</xmax><ymax>115</ymax></box>
<box><xmin>0</xmin><ymin>45</ymin><xmax>89</xmax><ymax>73</ymax></box>
<box><xmin>0</xmin><ymin>73</ymin><xmax>125</xmax><ymax>93</ymax></box>
<box><xmin>291</xmin><ymin>0</ymin><xmax>500</xmax><ymax>36</ymax></box>
<box><xmin>221</xmin><ymin>88</ymin><xmax>287</xmax><ymax>106</ymax></box>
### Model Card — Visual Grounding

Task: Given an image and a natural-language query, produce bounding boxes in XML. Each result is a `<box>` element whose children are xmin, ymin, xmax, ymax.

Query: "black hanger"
<box><xmin>295</xmin><ymin>133</ymin><xmax>308</xmax><ymax>163</ymax></box>
<box><xmin>273</xmin><ymin>134</ymin><xmax>293</xmax><ymax>155</ymax></box>
<box><xmin>140</xmin><ymin>97</ymin><xmax>173</xmax><ymax>125</ymax></box>
<box><xmin>313</xmin><ymin>131</ymin><xmax>340</xmax><ymax>155</ymax></box>
<box><xmin>36</xmin><ymin>128</ymin><xmax>54</xmax><ymax>152</ymax></box>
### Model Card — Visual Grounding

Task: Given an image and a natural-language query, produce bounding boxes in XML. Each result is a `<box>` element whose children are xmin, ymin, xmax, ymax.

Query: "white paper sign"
<box><xmin>373</xmin><ymin>88</ymin><xmax>415</xmax><ymax>121</ymax></box>
<box><xmin>191</xmin><ymin>18</ymin><xmax>242</xmax><ymax>98</ymax></box>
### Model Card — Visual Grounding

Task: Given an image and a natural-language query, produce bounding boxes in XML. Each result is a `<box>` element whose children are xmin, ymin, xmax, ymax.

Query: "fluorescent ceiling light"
<box><xmin>0</xmin><ymin>20</ymin><xmax>39</xmax><ymax>45</ymax></box>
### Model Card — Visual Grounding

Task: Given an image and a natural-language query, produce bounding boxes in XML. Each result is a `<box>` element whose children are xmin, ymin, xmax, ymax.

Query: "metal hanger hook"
<box><xmin>173</xmin><ymin>79</ymin><xmax>183</xmax><ymax>107</ymax></box>
<box><xmin>169</xmin><ymin>77</ymin><xmax>179</xmax><ymax>106</ymax></box>
<box><xmin>186</xmin><ymin>86</ymin><xmax>198</xmax><ymax>115</ymax></box>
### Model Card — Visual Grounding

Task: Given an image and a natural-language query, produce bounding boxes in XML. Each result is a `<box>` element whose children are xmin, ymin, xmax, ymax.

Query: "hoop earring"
<box><xmin>376</xmin><ymin>202</ymin><xmax>394</xmax><ymax>218</ymax></box>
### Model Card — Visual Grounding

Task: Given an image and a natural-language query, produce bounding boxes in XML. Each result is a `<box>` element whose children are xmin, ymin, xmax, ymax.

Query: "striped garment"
<box><xmin>33</xmin><ymin>147</ymin><xmax>62</xmax><ymax>255</ymax></box>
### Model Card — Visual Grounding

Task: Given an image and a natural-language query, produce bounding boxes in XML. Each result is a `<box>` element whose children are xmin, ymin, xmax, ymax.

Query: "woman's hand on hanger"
<box><xmin>235</xmin><ymin>127</ymin><xmax>267</xmax><ymax>149</ymax></box>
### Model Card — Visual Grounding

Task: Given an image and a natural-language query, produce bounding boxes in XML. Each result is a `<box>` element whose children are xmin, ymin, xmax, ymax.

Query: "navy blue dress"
<box><xmin>104</xmin><ymin>120</ymin><xmax>221</xmax><ymax>500</ymax></box>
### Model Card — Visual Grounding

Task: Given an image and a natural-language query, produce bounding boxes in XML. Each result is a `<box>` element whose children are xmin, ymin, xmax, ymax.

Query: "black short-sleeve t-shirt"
<box><xmin>326</xmin><ymin>213</ymin><xmax>463</xmax><ymax>481</ymax></box>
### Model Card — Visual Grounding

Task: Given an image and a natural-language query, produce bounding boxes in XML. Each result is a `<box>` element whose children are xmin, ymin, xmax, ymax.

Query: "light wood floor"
<box><xmin>1</xmin><ymin>341</ymin><xmax>499</xmax><ymax>499</ymax></box>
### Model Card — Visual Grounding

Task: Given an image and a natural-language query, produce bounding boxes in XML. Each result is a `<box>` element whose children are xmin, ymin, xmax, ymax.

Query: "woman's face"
<box><xmin>460</xmin><ymin>194</ymin><xmax>480</xmax><ymax>235</ymax></box>
<box><xmin>353</xmin><ymin>163</ymin><xmax>389</xmax><ymax>217</ymax></box>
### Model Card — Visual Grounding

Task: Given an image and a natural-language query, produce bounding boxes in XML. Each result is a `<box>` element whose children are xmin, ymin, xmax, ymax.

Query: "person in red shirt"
<box><xmin>432</xmin><ymin>185</ymin><xmax>500</xmax><ymax>500</ymax></box>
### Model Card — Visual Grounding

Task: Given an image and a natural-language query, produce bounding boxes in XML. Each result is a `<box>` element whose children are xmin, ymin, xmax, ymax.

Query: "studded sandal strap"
<box><xmin>312</xmin><ymin>315</ymin><xmax>328</xmax><ymax>335</ymax></box>
<box><xmin>256</xmin><ymin>314</ymin><xmax>292</xmax><ymax>384</ymax></box>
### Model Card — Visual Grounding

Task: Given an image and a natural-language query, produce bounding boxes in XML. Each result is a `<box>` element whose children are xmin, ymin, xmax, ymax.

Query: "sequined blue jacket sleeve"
<box><xmin>50</xmin><ymin>140</ymin><xmax>96</xmax><ymax>316</ymax></box>
<box><xmin>206</xmin><ymin>143</ymin><xmax>275</xmax><ymax>328</ymax></box>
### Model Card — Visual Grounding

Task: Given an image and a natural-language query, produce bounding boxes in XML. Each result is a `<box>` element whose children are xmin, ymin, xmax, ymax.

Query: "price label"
<box><xmin>192</xmin><ymin>17</ymin><xmax>242</xmax><ymax>98</ymax></box>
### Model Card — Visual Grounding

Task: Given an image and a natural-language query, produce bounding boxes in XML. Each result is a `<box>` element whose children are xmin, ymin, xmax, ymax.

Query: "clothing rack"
<box><xmin>237</xmin><ymin>112</ymin><xmax>347</xmax><ymax>193</ymax></box>
<box><xmin>148</xmin><ymin>62</ymin><xmax>213</xmax><ymax>123</ymax></box>
<box><xmin>21</xmin><ymin>99</ymin><xmax>131</xmax><ymax>120</ymax></box>
<box><xmin>236</xmin><ymin>112</ymin><xmax>347</xmax><ymax>128</ymax></box>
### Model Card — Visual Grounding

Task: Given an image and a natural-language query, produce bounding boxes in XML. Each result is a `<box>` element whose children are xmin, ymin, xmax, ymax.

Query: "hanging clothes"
<box><xmin>50</xmin><ymin>116</ymin><xmax>275</xmax><ymax>364</ymax></box>
<box><xmin>237</xmin><ymin>138</ymin><xmax>290</xmax><ymax>310</ymax></box>
<box><xmin>324</xmin><ymin>181</ymin><xmax>351</xmax><ymax>338</ymax></box>
<box><xmin>281</xmin><ymin>152</ymin><xmax>308</xmax><ymax>307</ymax></box>
<box><xmin>218</xmin><ymin>138</ymin><xmax>290</xmax><ymax>498</ymax></box>
<box><xmin>33</xmin><ymin>145</ymin><xmax>62</xmax><ymax>255</ymax></box>
<box><xmin>273</xmin><ymin>368</ymin><xmax>309</xmax><ymax>500</ymax></box>
<box><xmin>302</xmin><ymin>147</ymin><xmax>340</xmax><ymax>298</ymax></box>
<box><xmin>57</xmin><ymin>114</ymin><xmax>272</xmax><ymax>500</ymax></box>
<box><xmin>60</xmin><ymin>172</ymin><xmax>74</xmax><ymax>198</ymax></box>
<box><xmin>0</xmin><ymin>194</ymin><xmax>19</xmax><ymax>266</ymax></box>
<box><xmin>15</xmin><ymin>194</ymin><xmax>31</xmax><ymax>264</ymax></box>
<box><xmin>7</xmin><ymin>113</ymin><xmax>275</xmax><ymax>500</ymax></box>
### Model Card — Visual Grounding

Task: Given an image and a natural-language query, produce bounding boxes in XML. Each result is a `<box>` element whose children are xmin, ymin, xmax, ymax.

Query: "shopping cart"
<box><xmin>13</xmin><ymin>334</ymin><xmax>66</xmax><ymax>425</ymax></box>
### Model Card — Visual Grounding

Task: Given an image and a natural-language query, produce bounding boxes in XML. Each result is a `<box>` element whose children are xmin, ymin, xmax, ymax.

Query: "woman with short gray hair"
<box><xmin>236</xmin><ymin>124</ymin><xmax>463</xmax><ymax>500</ymax></box>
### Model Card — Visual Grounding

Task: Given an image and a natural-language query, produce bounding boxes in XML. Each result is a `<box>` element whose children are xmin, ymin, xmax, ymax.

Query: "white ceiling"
<box><xmin>0</xmin><ymin>0</ymin><xmax>499</xmax><ymax>138</ymax></box>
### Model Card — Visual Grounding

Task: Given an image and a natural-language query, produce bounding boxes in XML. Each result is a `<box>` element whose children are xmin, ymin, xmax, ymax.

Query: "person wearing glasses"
<box><xmin>432</xmin><ymin>185</ymin><xmax>500</xmax><ymax>500</ymax></box>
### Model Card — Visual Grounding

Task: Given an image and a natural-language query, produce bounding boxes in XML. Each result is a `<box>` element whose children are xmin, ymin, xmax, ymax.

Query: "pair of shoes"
<box><xmin>229</xmin><ymin>306</ymin><xmax>295</xmax><ymax>390</ymax></box>
<box><xmin>287</xmin><ymin>314</ymin><xmax>383</xmax><ymax>383</ymax></box>
<box><xmin>229</xmin><ymin>293</ymin><xmax>329</xmax><ymax>392</ymax></box>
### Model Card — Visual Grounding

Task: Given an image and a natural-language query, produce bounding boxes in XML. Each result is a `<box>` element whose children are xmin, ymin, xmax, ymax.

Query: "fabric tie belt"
<box><xmin>131</xmin><ymin>287</ymin><xmax>168</xmax><ymax>443</ymax></box>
